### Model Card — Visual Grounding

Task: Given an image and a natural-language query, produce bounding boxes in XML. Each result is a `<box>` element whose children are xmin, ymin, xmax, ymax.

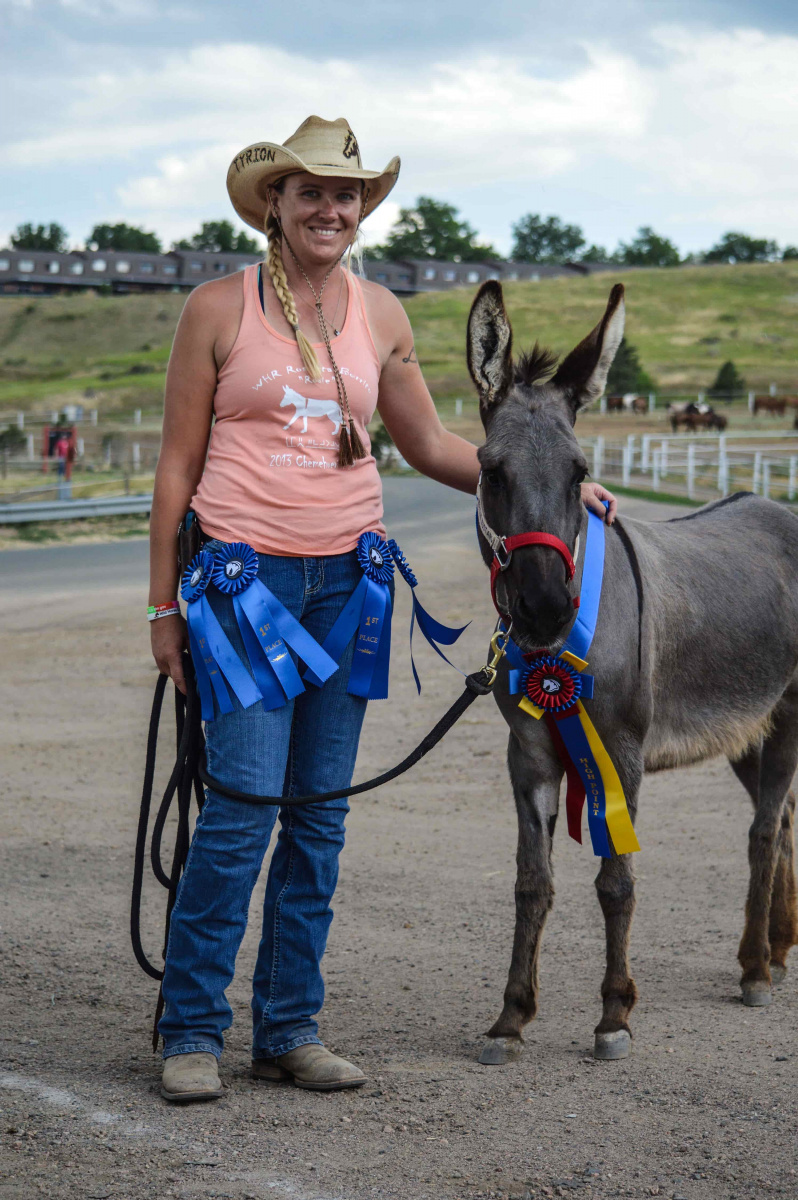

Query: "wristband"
<box><xmin>148</xmin><ymin>602</ymin><xmax>179</xmax><ymax>613</ymax></box>
<box><xmin>147</xmin><ymin>604</ymin><xmax>180</xmax><ymax>622</ymax></box>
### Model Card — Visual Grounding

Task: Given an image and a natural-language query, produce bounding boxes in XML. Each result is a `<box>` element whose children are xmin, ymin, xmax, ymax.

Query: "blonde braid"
<box><xmin>264</xmin><ymin>213</ymin><xmax>323</xmax><ymax>383</ymax></box>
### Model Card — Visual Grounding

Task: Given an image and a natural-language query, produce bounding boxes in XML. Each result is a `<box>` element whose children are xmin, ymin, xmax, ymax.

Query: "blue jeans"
<box><xmin>159</xmin><ymin>545</ymin><xmax>372</xmax><ymax>1061</ymax></box>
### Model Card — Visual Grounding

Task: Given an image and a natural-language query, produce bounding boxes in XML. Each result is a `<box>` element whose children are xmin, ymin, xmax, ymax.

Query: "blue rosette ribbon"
<box><xmin>181</xmin><ymin>550</ymin><xmax>263</xmax><ymax>721</ymax></box>
<box><xmin>387</xmin><ymin>538</ymin><xmax>470</xmax><ymax>693</ymax></box>
<box><xmin>304</xmin><ymin>531</ymin><xmax>394</xmax><ymax>700</ymax></box>
<box><xmin>210</xmin><ymin>542</ymin><xmax>338</xmax><ymax>711</ymax></box>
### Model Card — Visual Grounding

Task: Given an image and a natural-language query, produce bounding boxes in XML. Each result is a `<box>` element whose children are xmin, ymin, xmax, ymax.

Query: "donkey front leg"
<box><xmin>479</xmin><ymin>732</ymin><xmax>561</xmax><ymax>1066</ymax></box>
<box><xmin>594</xmin><ymin>855</ymin><xmax>638</xmax><ymax>1059</ymax></box>
<box><xmin>593</xmin><ymin>737</ymin><xmax>642</xmax><ymax>1061</ymax></box>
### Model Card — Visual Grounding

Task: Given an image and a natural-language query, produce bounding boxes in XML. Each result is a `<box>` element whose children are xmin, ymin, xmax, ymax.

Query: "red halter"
<box><xmin>489</xmin><ymin>532</ymin><xmax>578</xmax><ymax>618</ymax></box>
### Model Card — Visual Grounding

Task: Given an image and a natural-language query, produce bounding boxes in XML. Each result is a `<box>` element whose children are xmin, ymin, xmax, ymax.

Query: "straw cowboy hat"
<box><xmin>227</xmin><ymin>116</ymin><xmax>401</xmax><ymax>232</ymax></box>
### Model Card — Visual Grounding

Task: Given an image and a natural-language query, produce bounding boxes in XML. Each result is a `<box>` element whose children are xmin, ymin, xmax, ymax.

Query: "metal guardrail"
<box><xmin>0</xmin><ymin>493</ymin><xmax>153</xmax><ymax>524</ymax></box>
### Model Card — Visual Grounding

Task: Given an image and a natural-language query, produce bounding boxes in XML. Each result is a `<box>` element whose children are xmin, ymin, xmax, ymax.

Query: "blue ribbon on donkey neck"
<box><xmin>505</xmin><ymin>506</ymin><xmax>640</xmax><ymax>858</ymax></box>
<box><xmin>304</xmin><ymin>532</ymin><xmax>394</xmax><ymax>700</ymax></box>
<box><xmin>209</xmin><ymin>542</ymin><xmax>338</xmax><ymax>712</ymax></box>
<box><xmin>387</xmin><ymin>538</ymin><xmax>470</xmax><ymax>693</ymax></box>
<box><xmin>181</xmin><ymin>550</ymin><xmax>263</xmax><ymax>721</ymax></box>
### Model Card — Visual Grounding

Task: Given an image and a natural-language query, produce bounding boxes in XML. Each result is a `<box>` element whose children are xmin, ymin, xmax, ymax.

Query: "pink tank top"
<box><xmin>191</xmin><ymin>264</ymin><xmax>385</xmax><ymax>556</ymax></box>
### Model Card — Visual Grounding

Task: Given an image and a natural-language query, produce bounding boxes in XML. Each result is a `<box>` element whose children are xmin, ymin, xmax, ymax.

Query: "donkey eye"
<box><xmin>572</xmin><ymin>466</ymin><xmax>588</xmax><ymax>488</ymax></box>
<box><xmin>483</xmin><ymin>469</ymin><xmax>502</xmax><ymax>490</ymax></box>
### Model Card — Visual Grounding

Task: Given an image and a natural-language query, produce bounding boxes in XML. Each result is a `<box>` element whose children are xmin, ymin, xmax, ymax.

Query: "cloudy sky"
<box><xmin>2</xmin><ymin>0</ymin><xmax>797</xmax><ymax>256</ymax></box>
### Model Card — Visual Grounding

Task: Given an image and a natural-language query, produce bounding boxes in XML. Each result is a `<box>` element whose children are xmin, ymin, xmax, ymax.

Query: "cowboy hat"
<box><xmin>227</xmin><ymin>116</ymin><xmax>400</xmax><ymax>232</ymax></box>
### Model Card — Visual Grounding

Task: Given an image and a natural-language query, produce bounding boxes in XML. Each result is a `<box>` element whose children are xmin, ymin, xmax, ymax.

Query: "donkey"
<box><xmin>280</xmin><ymin>384</ymin><xmax>342</xmax><ymax>435</ymax></box>
<box><xmin>468</xmin><ymin>281</ymin><xmax>798</xmax><ymax>1064</ymax></box>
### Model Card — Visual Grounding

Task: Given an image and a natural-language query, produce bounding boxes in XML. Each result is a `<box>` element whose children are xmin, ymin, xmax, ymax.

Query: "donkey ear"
<box><xmin>467</xmin><ymin>281</ymin><xmax>513</xmax><ymax>422</ymax></box>
<box><xmin>552</xmin><ymin>284</ymin><xmax>625</xmax><ymax>419</ymax></box>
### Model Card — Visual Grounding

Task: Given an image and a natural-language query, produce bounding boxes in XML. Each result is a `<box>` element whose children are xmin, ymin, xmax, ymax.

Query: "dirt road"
<box><xmin>1</xmin><ymin>486</ymin><xmax>796</xmax><ymax>1200</ymax></box>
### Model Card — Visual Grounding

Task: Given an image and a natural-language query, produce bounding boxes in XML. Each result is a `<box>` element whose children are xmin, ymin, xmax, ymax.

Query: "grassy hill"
<box><xmin>2</xmin><ymin>261</ymin><xmax>798</xmax><ymax>418</ymax></box>
<box><xmin>404</xmin><ymin>261</ymin><xmax>798</xmax><ymax>400</ymax></box>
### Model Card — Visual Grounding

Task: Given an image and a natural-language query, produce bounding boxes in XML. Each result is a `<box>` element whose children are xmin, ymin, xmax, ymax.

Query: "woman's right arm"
<box><xmin>149</xmin><ymin>286</ymin><xmax>220</xmax><ymax>693</ymax></box>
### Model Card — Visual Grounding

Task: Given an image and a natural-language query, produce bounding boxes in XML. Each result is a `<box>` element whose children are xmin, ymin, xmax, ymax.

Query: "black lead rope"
<box><xmin>131</xmin><ymin>649</ymin><xmax>501</xmax><ymax>1047</ymax></box>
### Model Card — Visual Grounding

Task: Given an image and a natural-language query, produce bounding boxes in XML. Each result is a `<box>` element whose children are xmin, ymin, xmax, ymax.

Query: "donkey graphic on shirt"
<box><xmin>279</xmin><ymin>384</ymin><xmax>342</xmax><ymax>436</ymax></box>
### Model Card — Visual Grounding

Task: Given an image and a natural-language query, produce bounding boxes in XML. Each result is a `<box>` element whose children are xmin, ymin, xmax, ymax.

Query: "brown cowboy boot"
<box><xmin>161</xmin><ymin>1052</ymin><xmax>223</xmax><ymax>1102</ymax></box>
<box><xmin>252</xmin><ymin>1044</ymin><xmax>366</xmax><ymax>1091</ymax></box>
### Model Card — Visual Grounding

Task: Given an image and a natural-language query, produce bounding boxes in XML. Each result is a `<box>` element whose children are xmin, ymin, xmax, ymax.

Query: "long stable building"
<box><xmin>0</xmin><ymin>247</ymin><xmax>616</xmax><ymax>298</ymax></box>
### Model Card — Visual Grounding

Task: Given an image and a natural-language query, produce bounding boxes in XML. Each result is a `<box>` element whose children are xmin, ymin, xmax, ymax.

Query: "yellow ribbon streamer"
<box><xmin>575</xmin><ymin>700</ymin><xmax>640</xmax><ymax>854</ymax></box>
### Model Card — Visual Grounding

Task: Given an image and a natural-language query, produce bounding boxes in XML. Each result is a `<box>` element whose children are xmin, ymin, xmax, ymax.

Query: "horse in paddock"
<box><xmin>467</xmin><ymin>281</ymin><xmax>798</xmax><ymax>1065</ymax></box>
<box><xmin>753</xmin><ymin>396</ymin><xmax>787</xmax><ymax>417</ymax></box>
<box><xmin>669</xmin><ymin>409</ymin><xmax>727</xmax><ymax>433</ymax></box>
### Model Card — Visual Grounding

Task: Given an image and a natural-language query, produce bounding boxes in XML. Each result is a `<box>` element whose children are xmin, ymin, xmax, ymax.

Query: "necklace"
<box><xmin>295</xmin><ymin>265</ymin><xmax>346</xmax><ymax>337</ymax></box>
<box><xmin>282</xmin><ymin>233</ymin><xmax>358</xmax><ymax>447</ymax></box>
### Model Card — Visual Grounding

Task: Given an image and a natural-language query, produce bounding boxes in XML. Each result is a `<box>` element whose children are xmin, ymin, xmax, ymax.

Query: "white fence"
<box><xmin>585</xmin><ymin>432</ymin><xmax>798</xmax><ymax>502</ymax></box>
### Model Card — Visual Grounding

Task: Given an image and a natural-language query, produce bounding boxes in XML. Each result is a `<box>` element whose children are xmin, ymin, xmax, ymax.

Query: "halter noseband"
<box><xmin>477</xmin><ymin>476</ymin><xmax>579</xmax><ymax>619</ymax></box>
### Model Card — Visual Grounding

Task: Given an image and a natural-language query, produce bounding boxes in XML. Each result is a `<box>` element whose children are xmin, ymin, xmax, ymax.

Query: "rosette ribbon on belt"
<box><xmin>209</xmin><ymin>542</ymin><xmax>338</xmax><ymax>712</ymax></box>
<box><xmin>506</xmin><ymin>507</ymin><xmax>640</xmax><ymax>858</ymax></box>
<box><xmin>181</xmin><ymin>550</ymin><xmax>263</xmax><ymax>721</ymax></box>
<box><xmin>304</xmin><ymin>532</ymin><xmax>394</xmax><ymax>699</ymax></box>
<box><xmin>387</xmin><ymin>538</ymin><xmax>469</xmax><ymax>693</ymax></box>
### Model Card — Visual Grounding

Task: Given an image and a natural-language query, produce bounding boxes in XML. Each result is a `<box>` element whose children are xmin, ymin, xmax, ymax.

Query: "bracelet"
<box><xmin>147</xmin><ymin>602</ymin><xmax>179</xmax><ymax>613</ymax></box>
<box><xmin>147</xmin><ymin>606</ymin><xmax>181</xmax><ymax>622</ymax></box>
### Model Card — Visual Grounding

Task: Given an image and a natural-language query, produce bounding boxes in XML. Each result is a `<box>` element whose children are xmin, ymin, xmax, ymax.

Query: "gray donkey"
<box><xmin>468</xmin><ymin>281</ymin><xmax>798</xmax><ymax>1065</ymax></box>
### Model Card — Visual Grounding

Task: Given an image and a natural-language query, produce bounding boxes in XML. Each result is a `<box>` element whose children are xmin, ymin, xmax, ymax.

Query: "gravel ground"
<box><xmin>1</xmin><ymin>490</ymin><xmax>796</xmax><ymax>1200</ymax></box>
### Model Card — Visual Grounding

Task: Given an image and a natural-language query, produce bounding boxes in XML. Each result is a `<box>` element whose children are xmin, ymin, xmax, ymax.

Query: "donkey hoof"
<box><xmin>594</xmin><ymin>1030</ymin><xmax>631</xmax><ymax>1061</ymax></box>
<box><xmin>478</xmin><ymin>1037</ymin><xmax>524</xmax><ymax>1066</ymax></box>
<box><xmin>741</xmin><ymin>981</ymin><xmax>772</xmax><ymax>1007</ymax></box>
<box><xmin>769</xmin><ymin>964</ymin><xmax>787</xmax><ymax>985</ymax></box>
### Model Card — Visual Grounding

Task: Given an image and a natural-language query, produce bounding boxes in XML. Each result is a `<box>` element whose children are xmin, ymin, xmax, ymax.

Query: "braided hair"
<box><xmin>264</xmin><ymin>207</ymin><xmax>324</xmax><ymax>383</ymax></box>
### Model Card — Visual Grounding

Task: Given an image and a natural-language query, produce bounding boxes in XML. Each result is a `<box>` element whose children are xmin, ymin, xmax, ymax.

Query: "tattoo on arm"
<box><xmin>402</xmin><ymin>345</ymin><xmax>418</xmax><ymax>364</ymax></box>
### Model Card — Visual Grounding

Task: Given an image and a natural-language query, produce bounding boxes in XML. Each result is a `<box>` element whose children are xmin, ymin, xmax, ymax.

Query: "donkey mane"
<box><xmin>513</xmin><ymin>343</ymin><xmax>559</xmax><ymax>388</ymax></box>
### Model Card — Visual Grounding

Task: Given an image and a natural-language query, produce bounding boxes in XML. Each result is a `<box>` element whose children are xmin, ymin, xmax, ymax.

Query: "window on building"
<box><xmin>506</xmin><ymin>271</ymin><xmax>519</xmax><ymax>281</ymax></box>
<box><xmin>444</xmin><ymin>270</ymin><xmax>457</xmax><ymax>281</ymax></box>
<box><xmin>139</xmin><ymin>262</ymin><xmax>154</xmax><ymax>274</ymax></box>
<box><xmin>48</xmin><ymin>260</ymin><xmax>60</xmax><ymax>274</ymax></box>
<box><xmin>423</xmin><ymin>268</ymin><xmax>436</xmax><ymax>280</ymax></box>
<box><xmin>69</xmin><ymin>261</ymin><xmax>84</xmax><ymax>275</ymax></box>
<box><xmin>375</xmin><ymin>272</ymin><xmax>387</xmax><ymax>281</ymax></box>
<box><xmin>163</xmin><ymin>264</ymin><xmax>178</xmax><ymax>276</ymax></box>
<box><xmin>19</xmin><ymin>260</ymin><xmax>34</xmax><ymax>273</ymax></box>
<box><xmin>116</xmin><ymin>261</ymin><xmax>131</xmax><ymax>274</ymax></box>
<box><xmin>466</xmin><ymin>271</ymin><xmax>480</xmax><ymax>283</ymax></box>
<box><xmin>214</xmin><ymin>262</ymin><xmax>228</xmax><ymax>273</ymax></box>
<box><xmin>190</xmin><ymin>261</ymin><xmax>203</xmax><ymax>271</ymax></box>
<box><xmin>530</xmin><ymin>273</ymin><xmax>540</xmax><ymax>283</ymax></box>
<box><xmin>487</xmin><ymin>271</ymin><xmax>500</xmax><ymax>280</ymax></box>
<box><xmin>92</xmin><ymin>259</ymin><xmax>107</xmax><ymax>272</ymax></box>
<box><xmin>0</xmin><ymin>259</ymin><xmax>9</xmax><ymax>271</ymax></box>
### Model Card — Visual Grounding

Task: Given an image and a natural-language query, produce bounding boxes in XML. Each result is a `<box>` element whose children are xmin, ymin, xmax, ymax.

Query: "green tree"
<box><xmin>579</xmin><ymin>243</ymin><xmax>610</xmax><ymax>263</ymax></box>
<box><xmin>88</xmin><ymin>223</ymin><xmax>162</xmax><ymax>252</ymax></box>
<box><xmin>703</xmin><ymin>232</ymin><xmax>779</xmax><ymax>264</ymax></box>
<box><xmin>708</xmin><ymin>360</ymin><xmax>746</xmax><ymax>398</ymax></box>
<box><xmin>782</xmin><ymin>245</ymin><xmax>798</xmax><ymax>261</ymax></box>
<box><xmin>510</xmin><ymin>213</ymin><xmax>585</xmax><ymax>263</ymax></box>
<box><xmin>605</xmin><ymin>338</ymin><xmax>655</xmax><ymax>394</ymax></box>
<box><xmin>0</xmin><ymin>425</ymin><xmax>26</xmax><ymax>454</ymax></box>
<box><xmin>615</xmin><ymin>226</ymin><xmax>680</xmax><ymax>267</ymax></box>
<box><xmin>10</xmin><ymin>222</ymin><xmax>69</xmax><ymax>251</ymax></box>
<box><xmin>376</xmin><ymin>197</ymin><xmax>498</xmax><ymax>262</ymax></box>
<box><xmin>174</xmin><ymin>220</ymin><xmax>261</xmax><ymax>254</ymax></box>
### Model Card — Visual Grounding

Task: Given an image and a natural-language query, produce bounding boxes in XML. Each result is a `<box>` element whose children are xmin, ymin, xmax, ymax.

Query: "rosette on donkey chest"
<box><xmin>209</xmin><ymin>542</ymin><xmax>338</xmax><ymax>712</ymax></box>
<box><xmin>304</xmin><ymin>532</ymin><xmax>394</xmax><ymax>699</ymax></box>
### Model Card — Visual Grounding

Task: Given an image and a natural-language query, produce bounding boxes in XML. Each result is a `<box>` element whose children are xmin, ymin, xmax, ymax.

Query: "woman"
<box><xmin>150</xmin><ymin>116</ymin><xmax>617</xmax><ymax>1102</ymax></box>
